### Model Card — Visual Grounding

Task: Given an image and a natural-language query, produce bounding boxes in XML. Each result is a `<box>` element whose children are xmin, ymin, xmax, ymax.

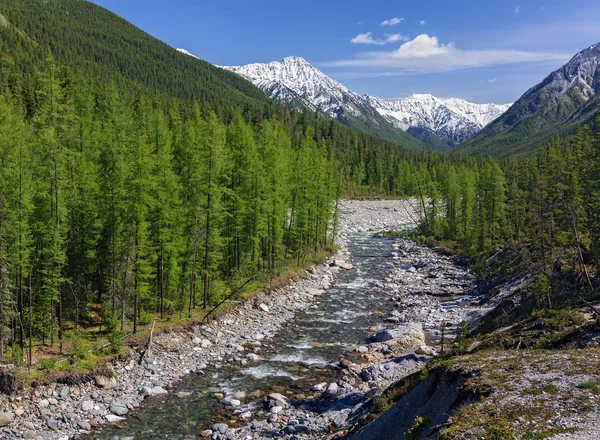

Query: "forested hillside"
<box><xmin>418</xmin><ymin>122</ymin><xmax>600</xmax><ymax>301</ymax></box>
<box><xmin>0</xmin><ymin>0</ymin><xmax>445</xmax><ymax>363</ymax></box>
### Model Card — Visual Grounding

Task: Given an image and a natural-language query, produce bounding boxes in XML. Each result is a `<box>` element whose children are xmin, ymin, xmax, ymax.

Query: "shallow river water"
<box><xmin>90</xmin><ymin>232</ymin><xmax>409</xmax><ymax>439</ymax></box>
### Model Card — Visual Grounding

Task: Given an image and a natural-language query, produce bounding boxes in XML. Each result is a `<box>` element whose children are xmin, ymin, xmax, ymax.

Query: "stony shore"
<box><xmin>2</xmin><ymin>199</ymin><xmax>471</xmax><ymax>440</ymax></box>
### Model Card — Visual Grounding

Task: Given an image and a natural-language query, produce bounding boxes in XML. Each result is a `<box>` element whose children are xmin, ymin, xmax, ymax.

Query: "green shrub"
<box><xmin>39</xmin><ymin>357</ymin><xmax>57</xmax><ymax>370</ymax></box>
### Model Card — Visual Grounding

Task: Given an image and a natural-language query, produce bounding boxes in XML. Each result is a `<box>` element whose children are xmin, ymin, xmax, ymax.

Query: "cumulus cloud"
<box><xmin>351</xmin><ymin>32</ymin><xmax>409</xmax><ymax>45</ymax></box>
<box><xmin>380</xmin><ymin>17</ymin><xmax>404</xmax><ymax>26</ymax></box>
<box><xmin>418</xmin><ymin>20</ymin><xmax>426</xmax><ymax>25</ymax></box>
<box><xmin>325</xmin><ymin>34</ymin><xmax>570</xmax><ymax>73</ymax></box>
<box><xmin>393</xmin><ymin>34</ymin><xmax>454</xmax><ymax>58</ymax></box>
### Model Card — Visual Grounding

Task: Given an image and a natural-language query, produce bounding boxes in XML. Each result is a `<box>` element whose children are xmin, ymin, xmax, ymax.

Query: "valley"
<box><xmin>0</xmin><ymin>1</ymin><xmax>599</xmax><ymax>440</ymax></box>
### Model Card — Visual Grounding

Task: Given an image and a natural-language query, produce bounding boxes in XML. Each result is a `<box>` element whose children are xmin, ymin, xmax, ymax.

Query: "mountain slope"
<box><xmin>366</xmin><ymin>94</ymin><xmax>511</xmax><ymax>147</ymax></box>
<box><xmin>222</xmin><ymin>57</ymin><xmax>510</xmax><ymax>151</ymax></box>
<box><xmin>0</xmin><ymin>0</ymin><xmax>271</xmax><ymax>110</ymax></box>
<box><xmin>457</xmin><ymin>43</ymin><xmax>600</xmax><ymax>157</ymax></box>
<box><xmin>222</xmin><ymin>57</ymin><xmax>428</xmax><ymax>150</ymax></box>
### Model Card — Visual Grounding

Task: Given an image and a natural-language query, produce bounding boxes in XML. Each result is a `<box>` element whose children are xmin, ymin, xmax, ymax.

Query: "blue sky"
<box><xmin>91</xmin><ymin>0</ymin><xmax>600</xmax><ymax>103</ymax></box>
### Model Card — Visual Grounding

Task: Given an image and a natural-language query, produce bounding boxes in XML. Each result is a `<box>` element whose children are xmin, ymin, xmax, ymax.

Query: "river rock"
<box><xmin>109</xmin><ymin>401</ymin><xmax>128</xmax><ymax>416</ymax></box>
<box><xmin>212</xmin><ymin>423</ymin><xmax>228</xmax><ymax>434</ymax></box>
<box><xmin>0</xmin><ymin>411</ymin><xmax>13</xmax><ymax>427</ymax></box>
<box><xmin>81</xmin><ymin>400</ymin><xmax>94</xmax><ymax>411</ymax></box>
<box><xmin>200</xmin><ymin>339</ymin><xmax>212</xmax><ymax>348</ymax></box>
<box><xmin>105</xmin><ymin>414</ymin><xmax>126</xmax><ymax>423</ymax></box>
<box><xmin>326</xmin><ymin>382</ymin><xmax>339</xmax><ymax>396</ymax></box>
<box><xmin>333</xmin><ymin>260</ymin><xmax>353</xmax><ymax>270</ymax></box>
<box><xmin>265</xmin><ymin>392</ymin><xmax>290</xmax><ymax>408</ymax></box>
<box><xmin>259</xmin><ymin>303</ymin><xmax>269</xmax><ymax>313</ymax></box>
<box><xmin>95</xmin><ymin>375</ymin><xmax>117</xmax><ymax>389</ymax></box>
<box><xmin>371</xmin><ymin>322</ymin><xmax>425</xmax><ymax>347</ymax></box>
<box><xmin>246</xmin><ymin>353</ymin><xmax>259</xmax><ymax>361</ymax></box>
<box><xmin>361</xmin><ymin>353</ymin><xmax>427</xmax><ymax>384</ymax></box>
<box><xmin>58</xmin><ymin>385</ymin><xmax>69</xmax><ymax>398</ymax></box>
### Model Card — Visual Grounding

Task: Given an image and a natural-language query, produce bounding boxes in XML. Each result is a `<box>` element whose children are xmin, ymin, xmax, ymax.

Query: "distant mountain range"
<box><xmin>180</xmin><ymin>41</ymin><xmax>600</xmax><ymax>158</ymax></box>
<box><xmin>457</xmin><ymin>42</ymin><xmax>600</xmax><ymax>157</ymax></box>
<box><xmin>217</xmin><ymin>56</ymin><xmax>511</xmax><ymax>150</ymax></box>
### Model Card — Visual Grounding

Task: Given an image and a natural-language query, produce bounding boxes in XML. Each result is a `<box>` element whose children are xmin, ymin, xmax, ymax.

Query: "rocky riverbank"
<box><xmin>2</xmin><ymin>200</ymin><xmax>457</xmax><ymax>440</ymax></box>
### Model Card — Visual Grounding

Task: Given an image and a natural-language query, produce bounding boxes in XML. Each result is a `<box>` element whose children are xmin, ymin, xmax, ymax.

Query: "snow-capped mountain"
<box><xmin>220</xmin><ymin>56</ymin><xmax>510</xmax><ymax>148</ymax></box>
<box><xmin>221</xmin><ymin>56</ymin><xmax>426</xmax><ymax>149</ymax></box>
<box><xmin>223</xmin><ymin>56</ymin><xmax>384</xmax><ymax>121</ymax></box>
<box><xmin>458</xmin><ymin>42</ymin><xmax>600</xmax><ymax>157</ymax></box>
<box><xmin>366</xmin><ymin>94</ymin><xmax>512</xmax><ymax>145</ymax></box>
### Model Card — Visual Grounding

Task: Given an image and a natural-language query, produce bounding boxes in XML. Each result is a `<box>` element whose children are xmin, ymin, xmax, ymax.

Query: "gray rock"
<box><xmin>326</xmin><ymin>382</ymin><xmax>339</xmax><ymax>396</ymax></box>
<box><xmin>0</xmin><ymin>412</ymin><xmax>12</xmax><ymax>427</ymax></box>
<box><xmin>58</xmin><ymin>385</ymin><xmax>69</xmax><ymax>398</ymax></box>
<box><xmin>259</xmin><ymin>303</ymin><xmax>269</xmax><ymax>313</ymax></box>
<box><xmin>212</xmin><ymin>423</ymin><xmax>228</xmax><ymax>434</ymax></box>
<box><xmin>78</xmin><ymin>420</ymin><xmax>91</xmax><ymax>430</ymax></box>
<box><xmin>371</xmin><ymin>322</ymin><xmax>425</xmax><ymax>347</ymax></box>
<box><xmin>109</xmin><ymin>401</ymin><xmax>129</xmax><ymax>416</ymax></box>
<box><xmin>361</xmin><ymin>353</ymin><xmax>427</xmax><ymax>384</ymax></box>
<box><xmin>81</xmin><ymin>400</ymin><xmax>94</xmax><ymax>411</ymax></box>
<box><xmin>265</xmin><ymin>392</ymin><xmax>290</xmax><ymax>408</ymax></box>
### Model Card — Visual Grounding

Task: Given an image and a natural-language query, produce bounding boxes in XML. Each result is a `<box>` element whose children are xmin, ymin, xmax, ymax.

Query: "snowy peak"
<box><xmin>222</xmin><ymin>56</ymin><xmax>362</xmax><ymax>119</ymax></box>
<box><xmin>365</xmin><ymin>94</ymin><xmax>512</xmax><ymax>145</ymax></box>
<box><xmin>222</xmin><ymin>56</ymin><xmax>510</xmax><ymax>148</ymax></box>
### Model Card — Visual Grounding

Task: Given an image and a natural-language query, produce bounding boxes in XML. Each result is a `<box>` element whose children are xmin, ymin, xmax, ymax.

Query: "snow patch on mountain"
<box><xmin>365</xmin><ymin>94</ymin><xmax>512</xmax><ymax>145</ymax></box>
<box><xmin>177</xmin><ymin>48</ymin><xmax>199</xmax><ymax>59</ymax></box>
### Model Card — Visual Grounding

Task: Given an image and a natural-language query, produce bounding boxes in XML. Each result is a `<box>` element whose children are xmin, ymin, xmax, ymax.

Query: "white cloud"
<box><xmin>324</xmin><ymin>34</ymin><xmax>571</xmax><ymax>73</ymax></box>
<box><xmin>514</xmin><ymin>5</ymin><xmax>521</xmax><ymax>16</ymax></box>
<box><xmin>488</xmin><ymin>77</ymin><xmax>499</xmax><ymax>83</ymax></box>
<box><xmin>351</xmin><ymin>32</ymin><xmax>410</xmax><ymax>45</ymax></box>
<box><xmin>418</xmin><ymin>20</ymin><xmax>426</xmax><ymax>25</ymax></box>
<box><xmin>393</xmin><ymin>34</ymin><xmax>454</xmax><ymax>58</ymax></box>
<box><xmin>380</xmin><ymin>17</ymin><xmax>404</xmax><ymax>26</ymax></box>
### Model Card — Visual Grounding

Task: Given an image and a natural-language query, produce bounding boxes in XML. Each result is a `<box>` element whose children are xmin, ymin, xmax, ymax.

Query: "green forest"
<box><xmin>0</xmin><ymin>0</ymin><xmax>599</xmax><ymax>380</ymax></box>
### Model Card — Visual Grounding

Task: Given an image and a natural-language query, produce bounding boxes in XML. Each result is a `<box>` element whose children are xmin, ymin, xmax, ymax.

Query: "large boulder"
<box><xmin>371</xmin><ymin>323</ymin><xmax>425</xmax><ymax>348</ymax></box>
<box><xmin>361</xmin><ymin>354</ymin><xmax>427</xmax><ymax>384</ymax></box>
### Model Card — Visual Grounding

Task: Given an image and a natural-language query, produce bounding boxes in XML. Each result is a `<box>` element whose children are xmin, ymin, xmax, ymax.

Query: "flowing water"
<box><xmin>90</xmin><ymin>232</ymin><xmax>412</xmax><ymax>439</ymax></box>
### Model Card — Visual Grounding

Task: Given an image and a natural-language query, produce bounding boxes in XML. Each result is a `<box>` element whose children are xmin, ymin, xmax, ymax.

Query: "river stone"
<box><xmin>333</xmin><ymin>260</ymin><xmax>353</xmax><ymax>270</ymax></box>
<box><xmin>200</xmin><ymin>429</ymin><xmax>213</xmax><ymax>437</ymax></box>
<box><xmin>95</xmin><ymin>375</ymin><xmax>117</xmax><ymax>389</ymax></box>
<box><xmin>246</xmin><ymin>353</ymin><xmax>259</xmax><ymax>361</ymax></box>
<box><xmin>58</xmin><ymin>385</ymin><xmax>69</xmax><ymax>398</ymax></box>
<box><xmin>212</xmin><ymin>423</ymin><xmax>228</xmax><ymax>434</ymax></box>
<box><xmin>78</xmin><ymin>420</ymin><xmax>91</xmax><ymax>431</ymax></box>
<box><xmin>109</xmin><ymin>401</ymin><xmax>128</xmax><ymax>416</ymax></box>
<box><xmin>326</xmin><ymin>382</ymin><xmax>339</xmax><ymax>396</ymax></box>
<box><xmin>105</xmin><ymin>414</ymin><xmax>126</xmax><ymax>423</ymax></box>
<box><xmin>200</xmin><ymin>339</ymin><xmax>212</xmax><ymax>348</ymax></box>
<box><xmin>81</xmin><ymin>400</ymin><xmax>94</xmax><ymax>411</ymax></box>
<box><xmin>361</xmin><ymin>353</ymin><xmax>427</xmax><ymax>383</ymax></box>
<box><xmin>265</xmin><ymin>393</ymin><xmax>290</xmax><ymax>408</ymax></box>
<box><xmin>0</xmin><ymin>412</ymin><xmax>13</xmax><ymax>427</ymax></box>
<box><xmin>371</xmin><ymin>322</ymin><xmax>425</xmax><ymax>347</ymax></box>
<box><xmin>14</xmin><ymin>408</ymin><xmax>24</xmax><ymax>417</ymax></box>
<box><xmin>259</xmin><ymin>303</ymin><xmax>269</xmax><ymax>313</ymax></box>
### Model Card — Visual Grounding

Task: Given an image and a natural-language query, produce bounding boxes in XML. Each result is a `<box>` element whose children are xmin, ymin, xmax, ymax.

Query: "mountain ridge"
<box><xmin>219</xmin><ymin>56</ymin><xmax>511</xmax><ymax>149</ymax></box>
<box><xmin>457</xmin><ymin>42</ymin><xmax>600</xmax><ymax>157</ymax></box>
